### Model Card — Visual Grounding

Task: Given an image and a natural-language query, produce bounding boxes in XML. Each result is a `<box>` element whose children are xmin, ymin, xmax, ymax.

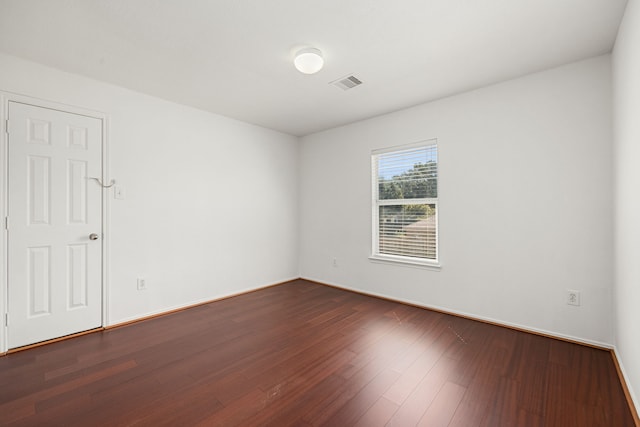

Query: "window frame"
<box><xmin>370</xmin><ymin>139</ymin><xmax>440</xmax><ymax>269</ymax></box>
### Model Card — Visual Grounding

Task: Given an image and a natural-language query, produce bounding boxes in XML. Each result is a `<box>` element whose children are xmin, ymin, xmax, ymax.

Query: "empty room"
<box><xmin>1</xmin><ymin>0</ymin><xmax>639</xmax><ymax>426</ymax></box>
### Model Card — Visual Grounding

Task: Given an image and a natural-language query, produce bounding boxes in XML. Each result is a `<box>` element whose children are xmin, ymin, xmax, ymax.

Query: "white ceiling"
<box><xmin>0</xmin><ymin>0</ymin><xmax>628</xmax><ymax>136</ymax></box>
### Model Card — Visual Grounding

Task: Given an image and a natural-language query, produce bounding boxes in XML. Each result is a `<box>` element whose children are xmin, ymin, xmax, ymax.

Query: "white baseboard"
<box><xmin>611</xmin><ymin>346</ymin><xmax>640</xmax><ymax>424</ymax></box>
<box><xmin>108</xmin><ymin>276</ymin><xmax>299</xmax><ymax>327</ymax></box>
<box><xmin>301</xmin><ymin>276</ymin><xmax>614</xmax><ymax>350</ymax></box>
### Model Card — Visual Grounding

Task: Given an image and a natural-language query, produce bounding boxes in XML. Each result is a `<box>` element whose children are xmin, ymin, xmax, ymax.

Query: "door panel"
<box><xmin>7</xmin><ymin>102</ymin><xmax>103</xmax><ymax>349</ymax></box>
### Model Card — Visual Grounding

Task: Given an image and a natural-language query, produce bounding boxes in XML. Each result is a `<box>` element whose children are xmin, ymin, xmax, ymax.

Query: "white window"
<box><xmin>371</xmin><ymin>140</ymin><xmax>439</xmax><ymax>267</ymax></box>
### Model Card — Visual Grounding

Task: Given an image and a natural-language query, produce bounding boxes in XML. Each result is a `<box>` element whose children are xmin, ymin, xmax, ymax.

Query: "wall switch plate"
<box><xmin>114</xmin><ymin>185</ymin><xmax>125</xmax><ymax>200</ymax></box>
<box><xmin>137</xmin><ymin>278</ymin><xmax>147</xmax><ymax>291</ymax></box>
<box><xmin>567</xmin><ymin>289</ymin><xmax>580</xmax><ymax>306</ymax></box>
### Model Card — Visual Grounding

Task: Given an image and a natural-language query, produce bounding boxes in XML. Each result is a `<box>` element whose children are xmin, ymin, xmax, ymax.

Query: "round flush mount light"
<box><xmin>294</xmin><ymin>47</ymin><xmax>324</xmax><ymax>74</ymax></box>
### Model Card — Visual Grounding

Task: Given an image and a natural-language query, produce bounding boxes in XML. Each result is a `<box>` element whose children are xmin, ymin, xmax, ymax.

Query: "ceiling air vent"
<box><xmin>331</xmin><ymin>75</ymin><xmax>363</xmax><ymax>91</ymax></box>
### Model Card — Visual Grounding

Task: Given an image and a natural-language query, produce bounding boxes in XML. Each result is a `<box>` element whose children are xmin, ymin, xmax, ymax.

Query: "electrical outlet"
<box><xmin>332</xmin><ymin>257</ymin><xmax>338</xmax><ymax>268</ymax></box>
<box><xmin>137</xmin><ymin>278</ymin><xmax>147</xmax><ymax>291</ymax></box>
<box><xmin>567</xmin><ymin>290</ymin><xmax>580</xmax><ymax>306</ymax></box>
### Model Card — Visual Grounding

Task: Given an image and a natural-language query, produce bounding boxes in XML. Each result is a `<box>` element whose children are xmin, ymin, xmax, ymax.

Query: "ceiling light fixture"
<box><xmin>294</xmin><ymin>47</ymin><xmax>324</xmax><ymax>74</ymax></box>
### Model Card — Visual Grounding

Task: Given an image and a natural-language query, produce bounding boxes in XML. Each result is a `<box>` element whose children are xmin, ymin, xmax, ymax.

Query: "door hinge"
<box><xmin>4</xmin><ymin>217</ymin><xmax>7</xmax><ymax>230</ymax></box>
<box><xmin>4</xmin><ymin>313</ymin><xmax>7</xmax><ymax>327</ymax></box>
<box><xmin>5</xmin><ymin>119</ymin><xmax>8</xmax><ymax>134</ymax></box>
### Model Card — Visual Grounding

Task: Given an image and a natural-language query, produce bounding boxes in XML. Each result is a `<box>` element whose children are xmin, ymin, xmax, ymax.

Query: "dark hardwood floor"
<box><xmin>0</xmin><ymin>279</ymin><xmax>635</xmax><ymax>426</ymax></box>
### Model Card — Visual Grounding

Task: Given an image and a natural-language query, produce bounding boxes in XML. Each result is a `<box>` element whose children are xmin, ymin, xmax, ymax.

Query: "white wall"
<box><xmin>613</xmin><ymin>0</ymin><xmax>640</xmax><ymax>411</ymax></box>
<box><xmin>299</xmin><ymin>56</ymin><xmax>613</xmax><ymax>345</ymax></box>
<box><xmin>0</xmin><ymin>53</ymin><xmax>299</xmax><ymax>348</ymax></box>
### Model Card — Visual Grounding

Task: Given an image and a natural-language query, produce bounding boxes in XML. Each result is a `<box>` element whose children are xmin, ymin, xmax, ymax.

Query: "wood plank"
<box><xmin>385</xmin><ymin>356</ymin><xmax>457</xmax><ymax>426</ymax></box>
<box><xmin>353</xmin><ymin>397</ymin><xmax>399</xmax><ymax>427</ymax></box>
<box><xmin>417</xmin><ymin>381</ymin><xmax>467</xmax><ymax>427</ymax></box>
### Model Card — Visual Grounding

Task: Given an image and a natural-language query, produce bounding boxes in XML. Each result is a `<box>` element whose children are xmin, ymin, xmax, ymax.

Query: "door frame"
<box><xmin>0</xmin><ymin>92</ymin><xmax>111</xmax><ymax>353</ymax></box>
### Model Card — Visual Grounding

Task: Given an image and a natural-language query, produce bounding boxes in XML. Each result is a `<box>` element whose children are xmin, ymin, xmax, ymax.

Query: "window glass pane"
<box><xmin>379</xmin><ymin>204</ymin><xmax>436</xmax><ymax>259</ymax></box>
<box><xmin>377</xmin><ymin>146</ymin><xmax>437</xmax><ymax>200</ymax></box>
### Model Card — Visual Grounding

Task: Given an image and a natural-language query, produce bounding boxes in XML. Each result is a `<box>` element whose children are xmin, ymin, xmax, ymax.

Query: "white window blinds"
<box><xmin>372</xmin><ymin>142</ymin><xmax>438</xmax><ymax>264</ymax></box>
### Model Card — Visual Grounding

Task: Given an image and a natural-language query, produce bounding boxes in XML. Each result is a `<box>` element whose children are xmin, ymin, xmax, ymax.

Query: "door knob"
<box><xmin>89</xmin><ymin>233</ymin><xmax>99</xmax><ymax>241</ymax></box>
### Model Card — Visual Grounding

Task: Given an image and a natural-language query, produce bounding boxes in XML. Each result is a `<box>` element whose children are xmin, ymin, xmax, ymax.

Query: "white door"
<box><xmin>7</xmin><ymin>101</ymin><xmax>103</xmax><ymax>349</ymax></box>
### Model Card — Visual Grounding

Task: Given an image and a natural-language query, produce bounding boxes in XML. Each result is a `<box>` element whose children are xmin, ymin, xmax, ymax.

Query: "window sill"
<box><xmin>368</xmin><ymin>255</ymin><xmax>441</xmax><ymax>271</ymax></box>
